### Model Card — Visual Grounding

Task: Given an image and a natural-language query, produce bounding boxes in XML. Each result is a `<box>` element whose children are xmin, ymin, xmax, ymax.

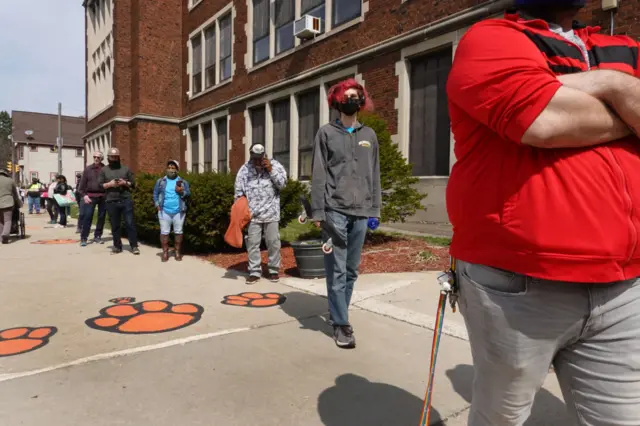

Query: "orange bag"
<box><xmin>224</xmin><ymin>196</ymin><xmax>251</xmax><ymax>248</ymax></box>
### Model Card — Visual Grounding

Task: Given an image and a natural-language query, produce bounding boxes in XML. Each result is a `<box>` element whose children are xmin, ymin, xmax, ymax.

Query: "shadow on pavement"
<box><xmin>446</xmin><ymin>364</ymin><xmax>570</xmax><ymax>425</ymax></box>
<box><xmin>279</xmin><ymin>291</ymin><xmax>333</xmax><ymax>338</ymax></box>
<box><xmin>318</xmin><ymin>373</ymin><xmax>434</xmax><ymax>426</ymax></box>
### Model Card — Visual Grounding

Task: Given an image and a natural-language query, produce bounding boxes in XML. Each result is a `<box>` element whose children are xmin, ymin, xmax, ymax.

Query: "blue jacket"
<box><xmin>153</xmin><ymin>176</ymin><xmax>191</xmax><ymax>213</ymax></box>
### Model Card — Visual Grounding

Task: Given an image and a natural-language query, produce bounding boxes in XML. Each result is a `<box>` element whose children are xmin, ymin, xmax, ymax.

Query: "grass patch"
<box><xmin>280</xmin><ymin>219</ymin><xmax>321</xmax><ymax>243</ymax></box>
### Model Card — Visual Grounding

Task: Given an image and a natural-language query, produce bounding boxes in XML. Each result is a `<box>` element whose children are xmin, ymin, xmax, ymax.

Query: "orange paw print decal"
<box><xmin>85</xmin><ymin>297</ymin><xmax>204</xmax><ymax>334</ymax></box>
<box><xmin>221</xmin><ymin>292</ymin><xmax>286</xmax><ymax>308</ymax></box>
<box><xmin>0</xmin><ymin>327</ymin><xmax>58</xmax><ymax>357</ymax></box>
<box><xmin>31</xmin><ymin>239</ymin><xmax>78</xmax><ymax>245</ymax></box>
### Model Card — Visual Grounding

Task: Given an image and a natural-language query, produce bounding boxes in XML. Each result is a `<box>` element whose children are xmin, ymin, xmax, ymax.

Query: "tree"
<box><xmin>0</xmin><ymin>111</ymin><xmax>12</xmax><ymax>168</ymax></box>
<box><xmin>359</xmin><ymin>113</ymin><xmax>427</xmax><ymax>223</ymax></box>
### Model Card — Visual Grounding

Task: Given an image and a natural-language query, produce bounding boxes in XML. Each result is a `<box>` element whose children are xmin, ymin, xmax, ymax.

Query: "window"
<box><xmin>192</xmin><ymin>35</ymin><xmax>203</xmax><ymax>94</ymax></box>
<box><xmin>50</xmin><ymin>172</ymin><xmax>57</xmax><ymax>182</ymax></box>
<box><xmin>19</xmin><ymin>146</ymin><xmax>24</xmax><ymax>159</ymax></box>
<box><xmin>297</xmin><ymin>89</ymin><xmax>319</xmax><ymax>180</ymax></box>
<box><xmin>189</xmin><ymin>0</ymin><xmax>203</xmax><ymax>8</ymax></box>
<box><xmin>250</xmin><ymin>106</ymin><xmax>266</xmax><ymax>148</ymax></box>
<box><xmin>333</xmin><ymin>0</ymin><xmax>361</xmax><ymax>27</ymax></box>
<box><xmin>190</xmin><ymin>127</ymin><xmax>200</xmax><ymax>173</ymax></box>
<box><xmin>30</xmin><ymin>145</ymin><xmax>37</xmax><ymax>152</ymax></box>
<box><xmin>216</xmin><ymin>117</ymin><xmax>228</xmax><ymax>173</ymax></box>
<box><xmin>204</xmin><ymin>26</ymin><xmax>216</xmax><ymax>89</ymax></box>
<box><xmin>253</xmin><ymin>0</ymin><xmax>270</xmax><ymax>64</ymax></box>
<box><xmin>203</xmin><ymin>122</ymin><xmax>213</xmax><ymax>172</ymax></box>
<box><xmin>275</xmin><ymin>0</ymin><xmax>295</xmax><ymax>55</ymax></box>
<box><xmin>409</xmin><ymin>48</ymin><xmax>452</xmax><ymax>176</ymax></box>
<box><xmin>76</xmin><ymin>148</ymin><xmax>84</xmax><ymax>157</ymax></box>
<box><xmin>302</xmin><ymin>0</ymin><xmax>325</xmax><ymax>34</ymax></box>
<box><xmin>30</xmin><ymin>172</ymin><xmax>38</xmax><ymax>180</ymax></box>
<box><xmin>272</xmin><ymin>98</ymin><xmax>290</xmax><ymax>174</ymax></box>
<box><xmin>219</xmin><ymin>14</ymin><xmax>232</xmax><ymax>81</ymax></box>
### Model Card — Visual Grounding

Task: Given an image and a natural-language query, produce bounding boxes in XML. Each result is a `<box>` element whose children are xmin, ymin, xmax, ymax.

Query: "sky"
<box><xmin>0</xmin><ymin>1</ymin><xmax>85</xmax><ymax>117</ymax></box>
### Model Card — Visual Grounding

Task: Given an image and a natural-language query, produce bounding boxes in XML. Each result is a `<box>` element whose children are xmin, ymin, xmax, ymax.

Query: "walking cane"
<box><xmin>419</xmin><ymin>258</ymin><xmax>458</xmax><ymax>426</ymax></box>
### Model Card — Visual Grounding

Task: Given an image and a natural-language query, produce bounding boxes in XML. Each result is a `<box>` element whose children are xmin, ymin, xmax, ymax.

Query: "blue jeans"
<box><xmin>159</xmin><ymin>210</ymin><xmax>185</xmax><ymax>235</ymax></box>
<box><xmin>324</xmin><ymin>210</ymin><xmax>368</xmax><ymax>326</ymax></box>
<box><xmin>81</xmin><ymin>196</ymin><xmax>107</xmax><ymax>241</ymax></box>
<box><xmin>28</xmin><ymin>196</ymin><xmax>40</xmax><ymax>213</ymax></box>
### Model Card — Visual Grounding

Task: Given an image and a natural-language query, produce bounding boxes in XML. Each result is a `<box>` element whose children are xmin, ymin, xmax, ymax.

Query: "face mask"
<box><xmin>108</xmin><ymin>160</ymin><xmax>120</xmax><ymax>168</ymax></box>
<box><xmin>166</xmin><ymin>170</ymin><xmax>177</xmax><ymax>179</ymax></box>
<box><xmin>338</xmin><ymin>98</ymin><xmax>361</xmax><ymax>116</ymax></box>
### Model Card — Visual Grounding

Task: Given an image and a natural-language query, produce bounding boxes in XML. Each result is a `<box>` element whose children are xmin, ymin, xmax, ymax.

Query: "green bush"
<box><xmin>130</xmin><ymin>171</ymin><xmax>307</xmax><ymax>252</ymax></box>
<box><xmin>359</xmin><ymin>113</ymin><xmax>427</xmax><ymax>223</ymax></box>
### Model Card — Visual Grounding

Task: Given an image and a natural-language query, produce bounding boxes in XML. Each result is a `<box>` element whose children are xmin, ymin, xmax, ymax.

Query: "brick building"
<box><xmin>82</xmin><ymin>0</ymin><xmax>637</xmax><ymax>228</ymax></box>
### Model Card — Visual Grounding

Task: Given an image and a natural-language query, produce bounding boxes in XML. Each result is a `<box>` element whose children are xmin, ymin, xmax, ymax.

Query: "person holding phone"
<box><xmin>153</xmin><ymin>160</ymin><xmax>191</xmax><ymax>262</ymax></box>
<box><xmin>99</xmin><ymin>147</ymin><xmax>140</xmax><ymax>255</ymax></box>
<box><xmin>234</xmin><ymin>144</ymin><xmax>287</xmax><ymax>284</ymax></box>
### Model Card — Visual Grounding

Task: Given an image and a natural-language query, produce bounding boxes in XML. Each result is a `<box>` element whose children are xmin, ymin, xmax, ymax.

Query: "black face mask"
<box><xmin>108</xmin><ymin>160</ymin><xmax>121</xmax><ymax>168</ymax></box>
<box><xmin>337</xmin><ymin>98</ymin><xmax>361</xmax><ymax>116</ymax></box>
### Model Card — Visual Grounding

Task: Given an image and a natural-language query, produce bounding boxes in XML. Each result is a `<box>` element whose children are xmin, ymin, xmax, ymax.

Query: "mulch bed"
<box><xmin>201</xmin><ymin>233</ymin><xmax>450</xmax><ymax>277</ymax></box>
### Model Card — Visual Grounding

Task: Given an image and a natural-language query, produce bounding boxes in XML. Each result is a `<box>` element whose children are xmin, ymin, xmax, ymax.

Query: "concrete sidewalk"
<box><xmin>0</xmin><ymin>210</ymin><xmax>569</xmax><ymax>425</ymax></box>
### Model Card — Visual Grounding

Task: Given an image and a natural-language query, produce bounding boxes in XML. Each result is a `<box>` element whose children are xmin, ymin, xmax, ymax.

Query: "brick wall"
<box><xmin>359</xmin><ymin>51</ymin><xmax>401</xmax><ymax>135</ymax></box>
<box><xmin>580</xmin><ymin>0</ymin><xmax>640</xmax><ymax>38</ymax></box>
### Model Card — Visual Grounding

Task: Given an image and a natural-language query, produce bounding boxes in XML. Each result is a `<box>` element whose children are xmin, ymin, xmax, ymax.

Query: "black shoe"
<box><xmin>1</xmin><ymin>237</ymin><xmax>8</xmax><ymax>245</ymax></box>
<box><xmin>131</xmin><ymin>247</ymin><xmax>140</xmax><ymax>255</ymax></box>
<box><xmin>268</xmin><ymin>273</ymin><xmax>280</xmax><ymax>283</ymax></box>
<box><xmin>333</xmin><ymin>325</ymin><xmax>356</xmax><ymax>349</ymax></box>
<box><xmin>246</xmin><ymin>276</ymin><xmax>260</xmax><ymax>285</ymax></box>
<box><xmin>93</xmin><ymin>237</ymin><xmax>104</xmax><ymax>244</ymax></box>
<box><xmin>111</xmin><ymin>247</ymin><xmax>123</xmax><ymax>255</ymax></box>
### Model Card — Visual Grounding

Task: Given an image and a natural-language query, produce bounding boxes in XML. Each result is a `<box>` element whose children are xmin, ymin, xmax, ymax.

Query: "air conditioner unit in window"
<box><xmin>294</xmin><ymin>15</ymin><xmax>322</xmax><ymax>39</ymax></box>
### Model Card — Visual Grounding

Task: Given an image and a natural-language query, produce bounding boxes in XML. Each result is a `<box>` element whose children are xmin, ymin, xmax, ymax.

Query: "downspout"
<box><xmin>181</xmin><ymin>0</ymin><xmax>515</xmax><ymax>123</ymax></box>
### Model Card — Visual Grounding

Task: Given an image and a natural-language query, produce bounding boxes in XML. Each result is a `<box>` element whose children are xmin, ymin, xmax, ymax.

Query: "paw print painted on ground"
<box><xmin>221</xmin><ymin>292</ymin><xmax>286</xmax><ymax>308</ymax></box>
<box><xmin>31</xmin><ymin>239</ymin><xmax>78</xmax><ymax>245</ymax></box>
<box><xmin>0</xmin><ymin>327</ymin><xmax>58</xmax><ymax>357</ymax></box>
<box><xmin>85</xmin><ymin>297</ymin><xmax>204</xmax><ymax>334</ymax></box>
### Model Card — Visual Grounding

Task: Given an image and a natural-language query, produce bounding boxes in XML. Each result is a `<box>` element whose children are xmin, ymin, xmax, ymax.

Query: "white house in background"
<box><xmin>11</xmin><ymin>110</ymin><xmax>86</xmax><ymax>187</ymax></box>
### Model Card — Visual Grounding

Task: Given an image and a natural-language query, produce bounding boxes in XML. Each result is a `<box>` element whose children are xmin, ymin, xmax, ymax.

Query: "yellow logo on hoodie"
<box><xmin>359</xmin><ymin>141</ymin><xmax>371</xmax><ymax>148</ymax></box>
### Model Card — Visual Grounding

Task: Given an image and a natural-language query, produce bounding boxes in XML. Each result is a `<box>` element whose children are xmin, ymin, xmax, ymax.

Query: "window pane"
<box><xmin>221</xmin><ymin>58</ymin><xmax>232</xmax><ymax>81</ymax></box>
<box><xmin>275</xmin><ymin>0</ymin><xmax>294</xmax><ymax>27</ymax></box>
<box><xmin>299</xmin><ymin>151</ymin><xmax>313</xmax><ymax>180</ymax></box>
<box><xmin>253</xmin><ymin>0</ymin><xmax>270</xmax><ymax>40</ymax></box>
<box><xmin>272</xmin><ymin>98</ymin><xmax>290</xmax><ymax>175</ymax></box>
<box><xmin>333</xmin><ymin>0</ymin><xmax>361</xmax><ymax>27</ymax></box>
<box><xmin>298</xmin><ymin>89</ymin><xmax>319</xmax><ymax>150</ymax></box>
<box><xmin>254</xmin><ymin>36</ymin><xmax>270</xmax><ymax>64</ymax></box>
<box><xmin>192</xmin><ymin>36</ymin><xmax>202</xmax><ymax>73</ymax></box>
<box><xmin>189</xmin><ymin>127</ymin><xmax>199</xmax><ymax>171</ymax></box>
<box><xmin>251</xmin><ymin>106</ymin><xmax>266</xmax><ymax>147</ymax></box>
<box><xmin>273</xmin><ymin>153</ymin><xmax>290</xmax><ymax>175</ymax></box>
<box><xmin>216</xmin><ymin>117</ymin><xmax>228</xmax><ymax>173</ymax></box>
<box><xmin>301</xmin><ymin>0</ymin><xmax>323</xmax><ymax>14</ymax></box>
<box><xmin>203</xmin><ymin>122</ymin><xmax>213</xmax><ymax>167</ymax></box>
<box><xmin>205</xmin><ymin>26</ymin><xmax>216</xmax><ymax>88</ymax></box>
<box><xmin>276</xmin><ymin>22</ymin><xmax>294</xmax><ymax>54</ymax></box>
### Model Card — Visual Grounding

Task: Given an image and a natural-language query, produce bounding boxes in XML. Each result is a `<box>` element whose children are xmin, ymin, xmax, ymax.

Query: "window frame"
<box><xmin>271</xmin><ymin>97</ymin><xmax>291</xmax><ymax>175</ymax></box>
<box><xmin>186</xmin><ymin>111</ymin><xmax>230</xmax><ymax>174</ymax></box>
<box><xmin>203</xmin><ymin>122</ymin><xmax>213</xmax><ymax>172</ymax></box>
<box><xmin>188</xmin><ymin>3</ymin><xmax>234</xmax><ymax>99</ymax></box>
<box><xmin>332</xmin><ymin>0</ymin><xmax>362</xmax><ymax>28</ymax></box>
<box><xmin>189</xmin><ymin>126</ymin><xmax>200</xmax><ymax>174</ymax></box>
<box><xmin>296</xmin><ymin>88</ymin><xmax>320</xmax><ymax>181</ymax></box>
<box><xmin>76</xmin><ymin>148</ymin><xmax>84</xmax><ymax>157</ymax></box>
<box><xmin>29</xmin><ymin>145</ymin><xmax>38</xmax><ymax>152</ymax></box>
<box><xmin>215</xmin><ymin>117</ymin><xmax>229</xmax><ymax>173</ymax></box>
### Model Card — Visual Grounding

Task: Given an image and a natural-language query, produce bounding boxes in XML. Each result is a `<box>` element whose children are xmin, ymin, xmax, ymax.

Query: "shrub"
<box><xmin>359</xmin><ymin>113</ymin><xmax>427</xmax><ymax>223</ymax></box>
<box><xmin>130</xmin><ymin>171</ymin><xmax>307</xmax><ymax>252</ymax></box>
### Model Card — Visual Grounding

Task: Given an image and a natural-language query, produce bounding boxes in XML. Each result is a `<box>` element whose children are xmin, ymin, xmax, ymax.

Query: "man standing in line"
<box><xmin>446</xmin><ymin>1</ymin><xmax>640</xmax><ymax>424</ymax></box>
<box><xmin>310</xmin><ymin>78</ymin><xmax>380</xmax><ymax>349</ymax></box>
<box><xmin>78</xmin><ymin>151</ymin><xmax>107</xmax><ymax>246</ymax></box>
<box><xmin>26</xmin><ymin>177</ymin><xmax>43</xmax><ymax>214</ymax></box>
<box><xmin>234</xmin><ymin>144</ymin><xmax>287</xmax><ymax>284</ymax></box>
<box><xmin>99</xmin><ymin>148</ymin><xmax>139</xmax><ymax>255</ymax></box>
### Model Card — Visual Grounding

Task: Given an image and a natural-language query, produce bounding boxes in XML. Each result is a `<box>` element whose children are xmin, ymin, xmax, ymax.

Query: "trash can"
<box><xmin>291</xmin><ymin>239</ymin><xmax>326</xmax><ymax>278</ymax></box>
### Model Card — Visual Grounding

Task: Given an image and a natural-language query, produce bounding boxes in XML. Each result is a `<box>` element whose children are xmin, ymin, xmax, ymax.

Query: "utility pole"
<box><xmin>57</xmin><ymin>102</ymin><xmax>62</xmax><ymax>175</ymax></box>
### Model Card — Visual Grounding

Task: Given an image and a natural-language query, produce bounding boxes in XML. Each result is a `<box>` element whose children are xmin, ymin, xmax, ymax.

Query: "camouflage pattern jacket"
<box><xmin>234</xmin><ymin>160</ymin><xmax>287</xmax><ymax>223</ymax></box>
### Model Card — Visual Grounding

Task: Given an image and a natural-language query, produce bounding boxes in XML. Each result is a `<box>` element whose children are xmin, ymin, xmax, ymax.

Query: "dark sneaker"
<box><xmin>93</xmin><ymin>237</ymin><xmax>104</xmax><ymax>244</ymax></box>
<box><xmin>246</xmin><ymin>276</ymin><xmax>260</xmax><ymax>285</ymax></box>
<box><xmin>131</xmin><ymin>247</ymin><xmax>140</xmax><ymax>255</ymax></box>
<box><xmin>268</xmin><ymin>273</ymin><xmax>280</xmax><ymax>283</ymax></box>
<box><xmin>80</xmin><ymin>240</ymin><xmax>87</xmax><ymax>247</ymax></box>
<box><xmin>333</xmin><ymin>325</ymin><xmax>356</xmax><ymax>349</ymax></box>
<box><xmin>111</xmin><ymin>247</ymin><xmax>123</xmax><ymax>255</ymax></box>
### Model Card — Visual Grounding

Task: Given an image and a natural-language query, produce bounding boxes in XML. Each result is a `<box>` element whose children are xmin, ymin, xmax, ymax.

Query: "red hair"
<box><xmin>327</xmin><ymin>78</ymin><xmax>374</xmax><ymax>111</ymax></box>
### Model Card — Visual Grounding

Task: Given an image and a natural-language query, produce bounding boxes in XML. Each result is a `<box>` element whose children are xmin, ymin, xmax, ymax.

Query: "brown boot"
<box><xmin>160</xmin><ymin>235</ymin><xmax>169</xmax><ymax>262</ymax></box>
<box><xmin>175</xmin><ymin>234</ymin><xmax>184</xmax><ymax>261</ymax></box>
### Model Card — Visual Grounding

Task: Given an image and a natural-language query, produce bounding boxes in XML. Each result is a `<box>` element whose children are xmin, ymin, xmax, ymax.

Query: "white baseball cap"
<box><xmin>250</xmin><ymin>144</ymin><xmax>265</xmax><ymax>159</ymax></box>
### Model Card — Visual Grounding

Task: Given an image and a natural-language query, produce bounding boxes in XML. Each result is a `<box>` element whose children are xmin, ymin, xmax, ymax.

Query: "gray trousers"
<box><xmin>0</xmin><ymin>207</ymin><xmax>12</xmax><ymax>238</ymax></box>
<box><xmin>457</xmin><ymin>260</ymin><xmax>640</xmax><ymax>426</ymax></box>
<box><xmin>246</xmin><ymin>221</ymin><xmax>281</xmax><ymax>277</ymax></box>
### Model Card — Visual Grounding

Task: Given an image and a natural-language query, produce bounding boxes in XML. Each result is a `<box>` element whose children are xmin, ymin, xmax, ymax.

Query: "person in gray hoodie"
<box><xmin>310</xmin><ymin>78</ymin><xmax>381</xmax><ymax>349</ymax></box>
<box><xmin>0</xmin><ymin>168</ymin><xmax>22</xmax><ymax>244</ymax></box>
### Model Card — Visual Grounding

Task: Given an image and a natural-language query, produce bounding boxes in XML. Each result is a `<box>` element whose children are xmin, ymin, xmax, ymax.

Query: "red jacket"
<box><xmin>225</xmin><ymin>196</ymin><xmax>251</xmax><ymax>248</ymax></box>
<box><xmin>446</xmin><ymin>13</ymin><xmax>640</xmax><ymax>282</ymax></box>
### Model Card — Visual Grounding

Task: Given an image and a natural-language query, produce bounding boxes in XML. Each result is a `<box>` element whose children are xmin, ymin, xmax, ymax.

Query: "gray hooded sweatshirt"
<box><xmin>310</xmin><ymin>121</ymin><xmax>381</xmax><ymax>221</ymax></box>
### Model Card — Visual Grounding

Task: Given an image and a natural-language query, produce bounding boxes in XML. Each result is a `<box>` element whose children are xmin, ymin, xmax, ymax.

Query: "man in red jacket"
<box><xmin>447</xmin><ymin>1</ymin><xmax>640</xmax><ymax>425</ymax></box>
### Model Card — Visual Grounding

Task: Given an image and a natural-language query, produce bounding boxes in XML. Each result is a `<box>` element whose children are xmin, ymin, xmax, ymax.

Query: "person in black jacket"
<box><xmin>99</xmin><ymin>147</ymin><xmax>139</xmax><ymax>255</ymax></box>
<box><xmin>53</xmin><ymin>175</ymin><xmax>70</xmax><ymax>228</ymax></box>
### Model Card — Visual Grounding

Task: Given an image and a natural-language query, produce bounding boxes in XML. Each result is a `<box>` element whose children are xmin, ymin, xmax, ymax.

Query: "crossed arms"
<box><xmin>447</xmin><ymin>22</ymin><xmax>640</xmax><ymax>149</ymax></box>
